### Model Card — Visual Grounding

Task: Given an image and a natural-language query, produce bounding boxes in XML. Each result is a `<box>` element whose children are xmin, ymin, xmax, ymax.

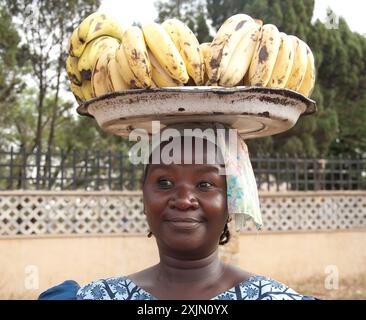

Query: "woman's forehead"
<box><xmin>148</xmin><ymin>163</ymin><xmax>224</xmax><ymax>173</ymax></box>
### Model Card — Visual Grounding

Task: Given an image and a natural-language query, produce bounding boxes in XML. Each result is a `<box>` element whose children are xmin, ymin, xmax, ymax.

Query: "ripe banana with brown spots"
<box><xmin>199</xmin><ymin>42</ymin><xmax>211</xmax><ymax>84</ymax></box>
<box><xmin>142</xmin><ymin>22</ymin><xmax>189</xmax><ymax>84</ymax></box>
<box><xmin>81</xmin><ymin>81</ymin><xmax>93</xmax><ymax>100</ymax></box>
<box><xmin>248</xmin><ymin>24</ymin><xmax>281</xmax><ymax>86</ymax></box>
<box><xmin>148</xmin><ymin>49</ymin><xmax>182</xmax><ymax>87</ymax></box>
<box><xmin>66</xmin><ymin>55</ymin><xmax>82</xmax><ymax>86</ymax></box>
<box><xmin>285</xmin><ymin>36</ymin><xmax>308</xmax><ymax>91</ymax></box>
<box><xmin>107</xmin><ymin>57</ymin><xmax>130</xmax><ymax>91</ymax></box>
<box><xmin>70</xmin><ymin>83</ymin><xmax>84</xmax><ymax>104</ymax></box>
<box><xmin>219</xmin><ymin>23</ymin><xmax>261</xmax><ymax>87</ymax></box>
<box><xmin>162</xmin><ymin>18</ymin><xmax>204</xmax><ymax>85</ymax></box>
<box><xmin>115</xmin><ymin>43</ymin><xmax>144</xmax><ymax>88</ymax></box>
<box><xmin>206</xmin><ymin>14</ymin><xmax>255</xmax><ymax>85</ymax></box>
<box><xmin>78</xmin><ymin>36</ymin><xmax>120</xmax><ymax>80</ymax></box>
<box><xmin>122</xmin><ymin>26</ymin><xmax>152</xmax><ymax>88</ymax></box>
<box><xmin>267</xmin><ymin>32</ymin><xmax>295</xmax><ymax>88</ymax></box>
<box><xmin>91</xmin><ymin>51</ymin><xmax>115</xmax><ymax>97</ymax></box>
<box><xmin>68</xmin><ymin>12</ymin><xmax>123</xmax><ymax>58</ymax></box>
<box><xmin>298</xmin><ymin>43</ymin><xmax>316</xmax><ymax>97</ymax></box>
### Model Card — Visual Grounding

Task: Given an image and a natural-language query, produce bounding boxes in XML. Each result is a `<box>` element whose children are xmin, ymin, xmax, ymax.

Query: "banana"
<box><xmin>248</xmin><ymin>24</ymin><xmax>281</xmax><ymax>87</ymax></box>
<box><xmin>298</xmin><ymin>43</ymin><xmax>316</xmax><ymax>97</ymax></box>
<box><xmin>206</xmin><ymin>14</ymin><xmax>255</xmax><ymax>84</ymax></box>
<box><xmin>285</xmin><ymin>36</ymin><xmax>308</xmax><ymax>91</ymax></box>
<box><xmin>199</xmin><ymin>42</ymin><xmax>211</xmax><ymax>84</ymax></box>
<box><xmin>219</xmin><ymin>24</ymin><xmax>261</xmax><ymax>87</ymax></box>
<box><xmin>107</xmin><ymin>57</ymin><xmax>130</xmax><ymax>91</ymax></box>
<box><xmin>115</xmin><ymin>43</ymin><xmax>144</xmax><ymax>88</ymax></box>
<box><xmin>148</xmin><ymin>49</ymin><xmax>182</xmax><ymax>87</ymax></box>
<box><xmin>122</xmin><ymin>26</ymin><xmax>152</xmax><ymax>88</ymax></box>
<box><xmin>267</xmin><ymin>32</ymin><xmax>295</xmax><ymax>89</ymax></box>
<box><xmin>68</xmin><ymin>12</ymin><xmax>123</xmax><ymax>58</ymax></box>
<box><xmin>66</xmin><ymin>55</ymin><xmax>82</xmax><ymax>85</ymax></box>
<box><xmin>142</xmin><ymin>22</ymin><xmax>189</xmax><ymax>84</ymax></box>
<box><xmin>162</xmin><ymin>18</ymin><xmax>204</xmax><ymax>85</ymax></box>
<box><xmin>81</xmin><ymin>81</ymin><xmax>94</xmax><ymax>100</ymax></box>
<box><xmin>91</xmin><ymin>51</ymin><xmax>114</xmax><ymax>97</ymax></box>
<box><xmin>78</xmin><ymin>36</ymin><xmax>120</xmax><ymax>80</ymax></box>
<box><xmin>68</xmin><ymin>27</ymin><xmax>80</xmax><ymax>58</ymax></box>
<box><xmin>254</xmin><ymin>19</ymin><xmax>263</xmax><ymax>26</ymax></box>
<box><xmin>70</xmin><ymin>83</ymin><xmax>84</xmax><ymax>104</ymax></box>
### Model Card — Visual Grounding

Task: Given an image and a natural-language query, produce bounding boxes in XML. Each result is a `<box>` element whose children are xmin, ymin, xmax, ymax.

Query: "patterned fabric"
<box><xmin>140</xmin><ymin>122</ymin><xmax>263</xmax><ymax>231</ymax></box>
<box><xmin>72</xmin><ymin>275</ymin><xmax>316</xmax><ymax>300</ymax></box>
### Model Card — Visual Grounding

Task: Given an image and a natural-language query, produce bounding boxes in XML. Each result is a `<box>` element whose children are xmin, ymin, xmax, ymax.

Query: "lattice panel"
<box><xmin>0</xmin><ymin>191</ymin><xmax>365</xmax><ymax>236</ymax></box>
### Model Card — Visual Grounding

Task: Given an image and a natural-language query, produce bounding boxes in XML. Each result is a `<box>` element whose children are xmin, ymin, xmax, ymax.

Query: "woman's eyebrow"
<box><xmin>193</xmin><ymin>165</ymin><xmax>222</xmax><ymax>173</ymax></box>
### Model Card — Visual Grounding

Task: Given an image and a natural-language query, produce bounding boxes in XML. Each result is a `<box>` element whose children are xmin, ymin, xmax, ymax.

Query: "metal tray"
<box><xmin>77</xmin><ymin>86</ymin><xmax>316</xmax><ymax>139</ymax></box>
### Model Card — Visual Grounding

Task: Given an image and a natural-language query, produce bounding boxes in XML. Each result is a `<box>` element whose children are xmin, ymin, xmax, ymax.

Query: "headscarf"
<box><xmin>137</xmin><ymin>122</ymin><xmax>262</xmax><ymax>231</ymax></box>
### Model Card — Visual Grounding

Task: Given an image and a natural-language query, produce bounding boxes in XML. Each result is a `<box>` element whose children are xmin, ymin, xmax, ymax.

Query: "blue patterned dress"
<box><xmin>38</xmin><ymin>275</ymin><xmax>317</xmax><ymax>300</ymax></box>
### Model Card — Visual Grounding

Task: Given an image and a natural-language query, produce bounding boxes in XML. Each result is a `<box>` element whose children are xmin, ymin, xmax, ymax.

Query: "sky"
<box><xmin>98</xmin><ymin>0</ymin><xmax>366</xmax><ymax>35</ymax></box>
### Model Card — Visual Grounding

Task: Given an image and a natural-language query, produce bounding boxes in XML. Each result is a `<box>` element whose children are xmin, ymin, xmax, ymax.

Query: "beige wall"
<box><xmin>1</xmin><ymin>230</ymin><xmax>366</xmax><ymax>299</ymax></box>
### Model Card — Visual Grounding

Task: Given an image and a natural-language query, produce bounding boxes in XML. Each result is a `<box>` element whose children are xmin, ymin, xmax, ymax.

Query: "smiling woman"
<box><xmin>38</xmin><ymin>123</ymin><xmax>317</xmax><ymax>300</ymax></box>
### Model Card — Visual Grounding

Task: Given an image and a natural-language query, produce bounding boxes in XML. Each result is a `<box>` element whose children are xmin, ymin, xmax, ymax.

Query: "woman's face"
<box><xmin>143</xmin><ymin>137</ymin><xmax>228</xmax><ymax>258</ymax></box>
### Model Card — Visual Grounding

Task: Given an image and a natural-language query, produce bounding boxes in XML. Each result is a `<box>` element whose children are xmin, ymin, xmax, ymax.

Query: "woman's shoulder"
<box><xmin>217</xmin><ymin>274</ymin><xmax>318</xmax><ymax>300</ymax></box>
<box><xmin>38</xmin><ymin>280</ymin><xmax>81</xmax><ymax>300</ymax></box>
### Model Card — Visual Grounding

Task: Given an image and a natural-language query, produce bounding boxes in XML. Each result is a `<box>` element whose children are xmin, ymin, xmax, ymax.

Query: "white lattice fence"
<box><xmin>0</xmin><ymin>191</ymin><xmax>365</xmax><ymax>236</ymax></box>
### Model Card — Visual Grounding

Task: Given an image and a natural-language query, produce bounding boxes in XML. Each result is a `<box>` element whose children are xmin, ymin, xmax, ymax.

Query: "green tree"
<box><xmin>0</xmin><ymin>5</ymin><xmax>28</xmax><ymax>149</ymax></box>
<box><xmin>155</xmin><ymin>0</ymin><xmax>212</xmax><ymax>42</ymax></box>
<box><xmin>4</xmin><ymin>0</ymin><xmax>101</xmax><ymax>154</ymax></box>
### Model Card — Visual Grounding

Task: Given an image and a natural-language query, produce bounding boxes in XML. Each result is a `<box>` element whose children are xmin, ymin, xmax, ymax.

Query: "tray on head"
<box><xmin>77</xmin><ymin>86</ymin><xmax>316</xmax><ymax>139</ymax></box>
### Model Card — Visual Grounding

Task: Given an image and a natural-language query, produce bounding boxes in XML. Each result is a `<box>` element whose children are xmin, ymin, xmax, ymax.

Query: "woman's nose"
<box><xmin>168</xmin><ymin>185</ymin><xmax>199</xmax><ymax>210</ymax></box>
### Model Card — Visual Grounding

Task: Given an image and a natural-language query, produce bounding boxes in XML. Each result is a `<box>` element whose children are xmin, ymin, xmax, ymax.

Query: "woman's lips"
<box><xmin>165</xmin><ymin>219</ymin><xmax>203</xmax><ymax>230</ymax></box>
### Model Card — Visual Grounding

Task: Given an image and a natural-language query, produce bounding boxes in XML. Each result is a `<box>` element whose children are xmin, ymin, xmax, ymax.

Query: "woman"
<box><xmin>39</xmin><ymin>123</ymin><xmax>316</xmax><ymax>300</ymax></box>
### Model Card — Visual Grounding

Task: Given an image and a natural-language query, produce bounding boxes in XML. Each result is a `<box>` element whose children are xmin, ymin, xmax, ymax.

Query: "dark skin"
<box><xmin>127</xmin><ymin>137</ymin><xmax>254</xmax><ymax>300</ymax></box>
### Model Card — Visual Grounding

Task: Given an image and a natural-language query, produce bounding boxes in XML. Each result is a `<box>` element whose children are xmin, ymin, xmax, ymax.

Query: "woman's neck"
<box><xmin>155</xmin><ymin>249</ymin><xmax>226</xmax><ymax>286</ymax></box>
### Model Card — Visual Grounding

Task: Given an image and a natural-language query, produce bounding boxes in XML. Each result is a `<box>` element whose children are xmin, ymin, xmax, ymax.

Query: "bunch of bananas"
<box><xmin>66</xmin><ymin>12</ymin><xmax>316</xmax><ymax>105</ymax></box>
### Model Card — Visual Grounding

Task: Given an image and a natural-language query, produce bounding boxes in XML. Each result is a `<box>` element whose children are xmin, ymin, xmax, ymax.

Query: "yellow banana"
<box><xmin>107</xmin><ymin>57</ymin><xmax>130</xmax><ymax>91</ymax></box>
<box><xmin>219</xmin><ymin>24</ymin><xmax>261</xmax><ymax>87</ymax></box>
<box><xmin>298</xmin><ymin>43</ymin><xmax>316</xmax><ymax>97</ymax></box>
<box><xmin>122</xmin><ymin>26</ymin><xmax>152</xmax><ymax>88</ymax></box>
<box><xmin>142</xmin><ymin>22</ymin><xmax>189</xmax><ymax>84</ymax></box>
<box><xmin>285</xmin><ymin>36</ymin><xmax>308</xmax><ymax>91</ymax></box>
<box><xmin>66</xmin><ymin>55</ymin><xmax>82</xmax><ymax>85</ymax></box>
<box><xmin>68</xmin><ymin>27</ymin><xmax>80</xmax><ymax>58</ymax></box>
<box><xmin>68</xmin><ymin>12</ymin><xmax>123</xmax><ymax>58</ymax></box>
<box><xmin>148</xmin><ymin>49</ymin><xmax>182</xmax><ymax>87</ymax></box>
<box><xmin>199</xmin><ymin>42</ymin><xmax>211</xmax><ymax>84</ymax></box>
<box><xmin>81</xmin><ymin>81</ymin><xmax>93</xmax><ymax>100</ymax></box>
<box><xmin>206</xmin><ymin>13</ymin><xmax>255</xmax><ymax>84</ymax></box>
<box><xmin>162</xmin><ymin>18</ymin><xmax>204</xmax><ymax>85</ymax></box>
<box><xmin>91</xmin><ymin>51</ymin><xmax>114</xmax><ymax>97</ymax></box>
<box><xmin>78</xmin><ymin>36</ymin><xmax>120</xmax><ymax>81</ymax></box>
<box><xmin>248</xmin><ymin>24</ymin><xmax>281</xmax><ymax>86</ymax></box>
<box><xmin>267</xmin><ymin>32</ymin><xmax>295</xmax><ymax>89</ymax></box>
<box><xmin>70</xmin><ymin>83</ymin><xmax>84</xmax><ymax>104</ymax></box>
<box><xmin>115</xmin><ymin>44</ymin><xmax>144</xmax><ymax>88</ymax></box>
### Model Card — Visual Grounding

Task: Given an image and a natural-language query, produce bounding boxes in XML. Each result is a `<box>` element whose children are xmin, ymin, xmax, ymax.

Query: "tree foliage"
<box><xmin>155</xmin><ymin>0</ymin><xmax>212</xmax><ymax>42</ymax></box>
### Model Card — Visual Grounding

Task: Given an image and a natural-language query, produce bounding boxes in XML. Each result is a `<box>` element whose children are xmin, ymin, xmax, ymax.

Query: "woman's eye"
<box><xmin>198</xmin><ymin>181</ymin><xmax>213</xmax><ymax>189</ymax></box>
<box><xmin>157</xmin><ymin>178</ymin><xmax>173</xmax><ymax>188</ymax></box>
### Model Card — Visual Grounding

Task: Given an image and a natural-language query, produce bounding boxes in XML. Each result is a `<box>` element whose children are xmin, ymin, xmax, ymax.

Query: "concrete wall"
<box><xmin>1</xmin><ymin>230</ymin><xmax>365</xmax><ymax>299</ymax></box>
